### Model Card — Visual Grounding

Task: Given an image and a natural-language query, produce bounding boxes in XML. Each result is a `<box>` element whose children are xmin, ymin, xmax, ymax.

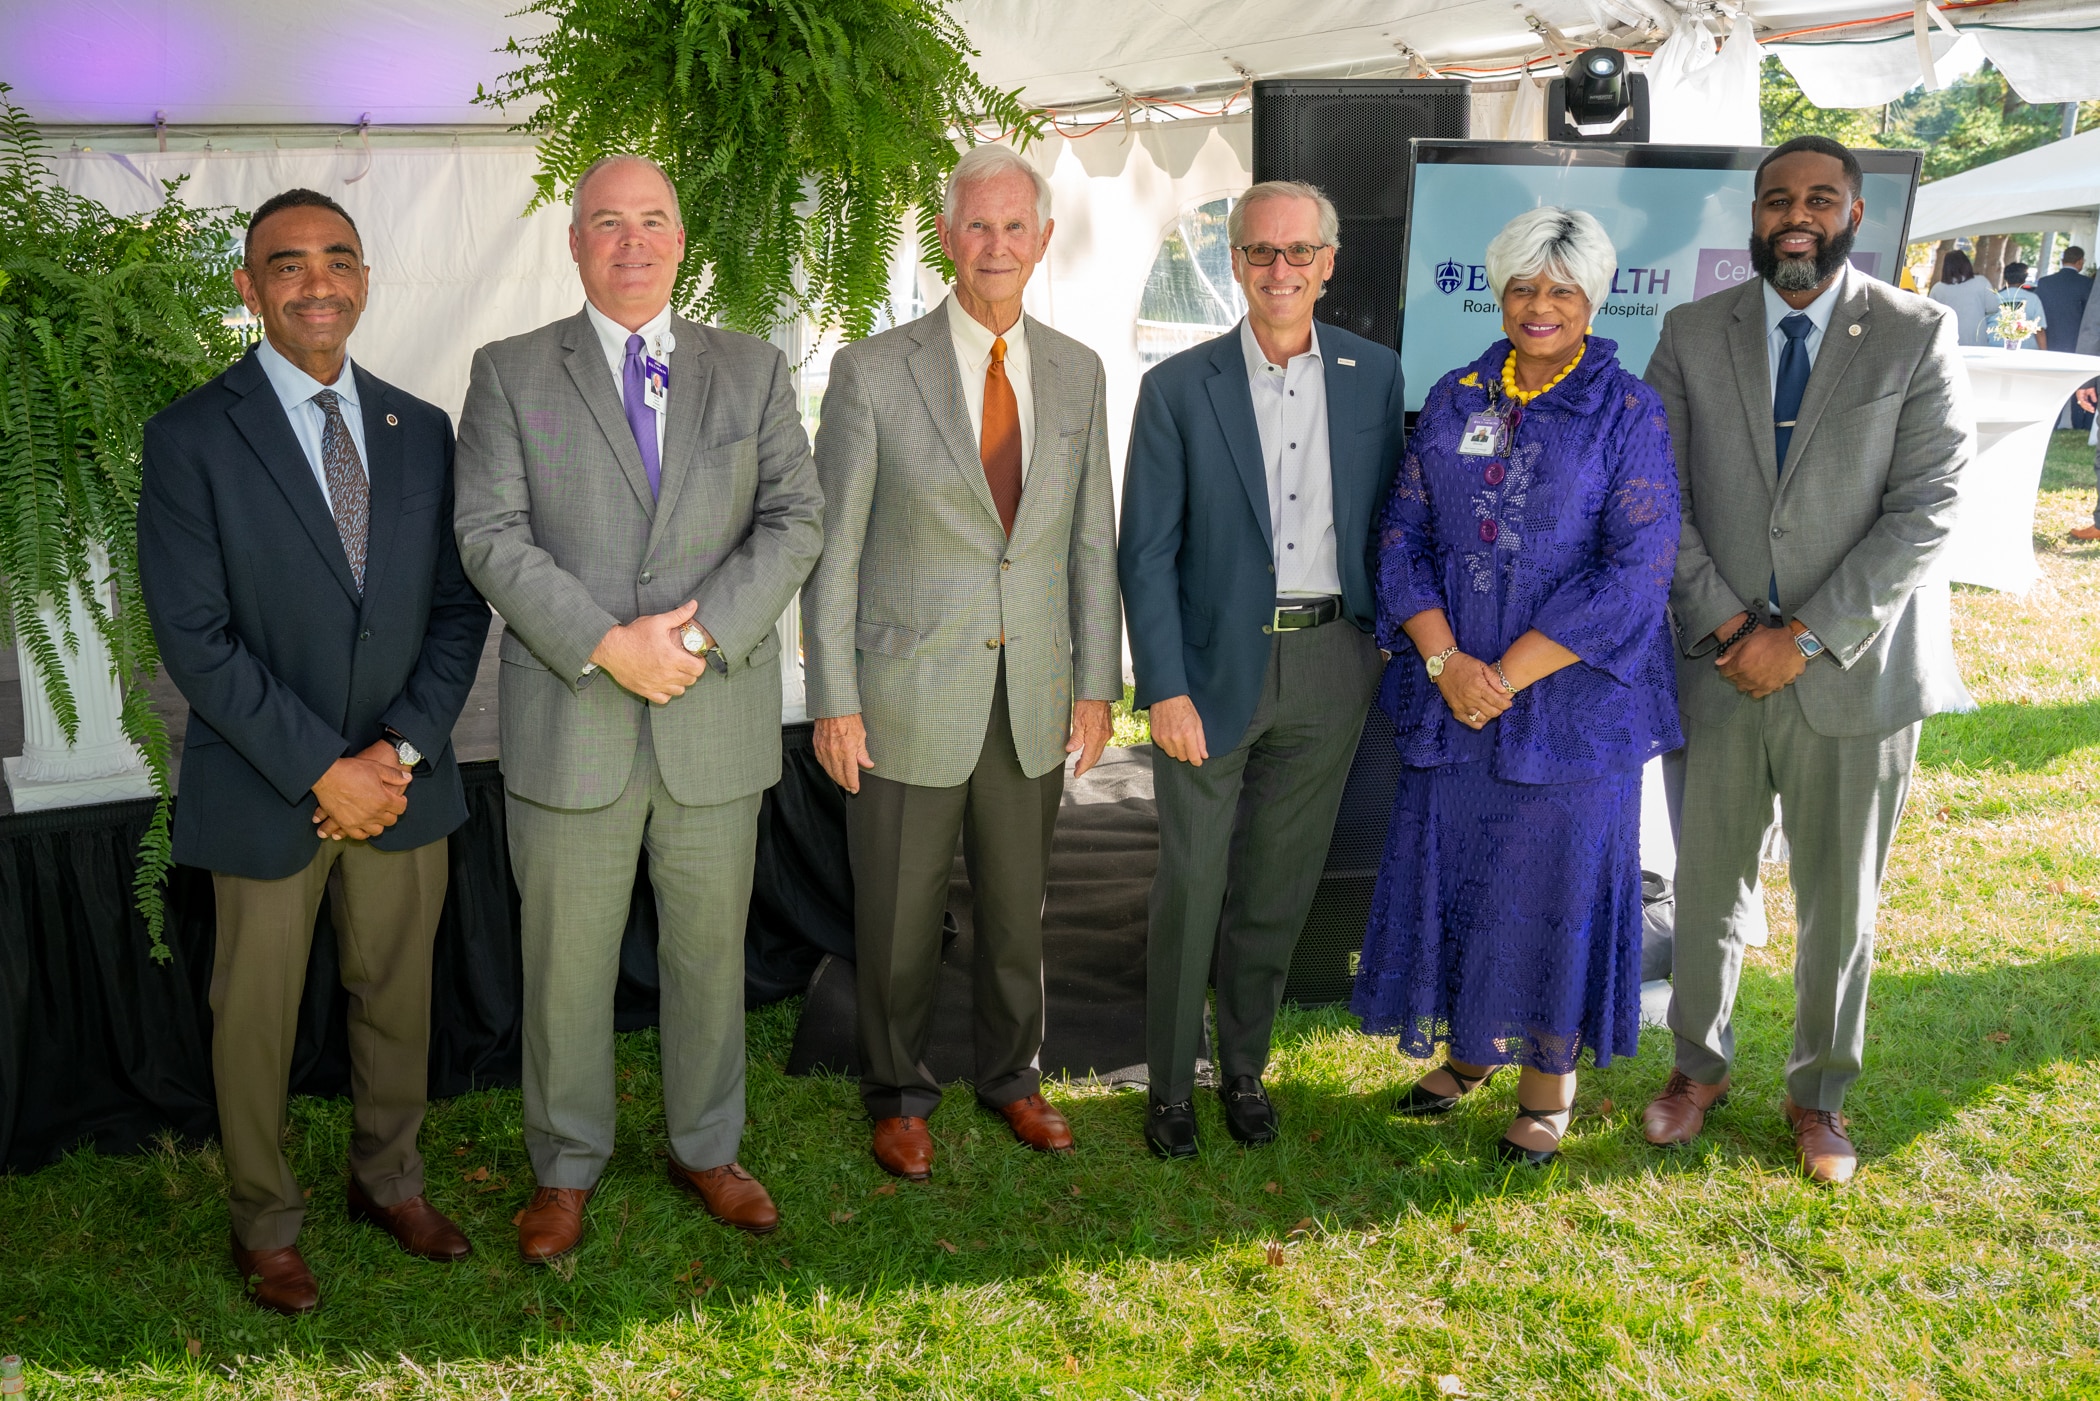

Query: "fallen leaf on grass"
<box><xmin>871</xmin><ymin>1184</ymin><xmax>897</xmax><ymax>1197</ymax></box>
<box><xmin>1988</xmin><ymin>1031</ymin><xmax>2011</xmax><ymax>1044</ymax></box>
<box><xmin>619</xmin><ymin>1093</ymin><xmax>635</xmax><ymax>1103</ymax></box>
<box><xmin>1264</xmin><ymin>1241</ymin><xmax>1286</xmax><ymax>1266</ymax></box>
<box><xmin>778</xmin><ymin>1257</ymin><xmax>794</xmax><ymax>1270</ymax></box>
<box><xmin>1305</xmin><ymin>1130</ymin><xmax>1324</xmax><ymax>1143</ymax></box>
<box><xmin>1288</xmin><ymin>1217</ymin><xmax>1315</xmax><ymax>1237</ymax></box>
<box><xmin>476</xmin><ymin>1176</ymin><xmax>508</xmax><ymax>1194</ymax></box>
<box><xmin>1069</xmin><ymin>1184</ymin><xmax>1083</xmax><ymax>1197</ymax></box>
<box><xmin>186</xmin><ymin>1338</ymin><xmax>202</xmax><ymax>1359</ymax></box>
<box><xmin>1262</xmin><ymin>1180</ymin><xmax>1281</xmax><ymax>1195</ymax></box>
<box><xmin>1435</xmin><ymin>1376</ymin><xmax>1465</xmax><ymax>1396</ymax></box>
<box><xmin>1596</xmin><ymin>1097</ymin><xmax>1615</xmax><ymax>1116</ymax></box>
<box><xmin>674</xmin><ymin>1261</ymin><xmax>705</xmax><ymax>1284</ymax></box>
<box><xmin>830</xmin><ymin>1210</ymin><xmax>855</xmax><ymax>1224</ymax></box>
<box><xmin>463</xmin><ymin>1166</ymin><xmax>489</xmax><ymax>1183</ymax></box>
<box><xmin>302</xmin><ymin>1187</ymin><xmax>312</xmax><ymax>1200</ymax></box>
<box><xmin>936</xmin><ymin>1239</ymin><xmax>958</xmax><ymax>1254</ymax></box>
<box><xmin>1063</xmin><ymin>1356</ymin><xmax>1081</xmax><ymax>1375</ymax></box>
<box><xmin>2048</xmin><ymin>880</ymin><xmax>2067</xmax><ymax>895</ymax></box>
<box><xmin>1450</xmin><ymin>1220</ymin><xmax>1469</xmax><ymax>1235</ymax></box>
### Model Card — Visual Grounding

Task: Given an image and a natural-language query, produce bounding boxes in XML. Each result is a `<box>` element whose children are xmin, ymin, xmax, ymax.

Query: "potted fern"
<box><xmin>0</xmin><ymin>85</ymin><xmax>246</xmax><ymax>956</ymax></box>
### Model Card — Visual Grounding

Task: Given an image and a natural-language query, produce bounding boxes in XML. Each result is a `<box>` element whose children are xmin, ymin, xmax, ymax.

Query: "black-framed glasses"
<box><xmin>1237</xmin><ymin>242</ymin><xmax>1328</xmax><ymax>267</ymax></box>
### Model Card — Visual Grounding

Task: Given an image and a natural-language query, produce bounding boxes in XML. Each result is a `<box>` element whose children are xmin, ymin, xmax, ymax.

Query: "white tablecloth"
<box><xmin>1942</xmin><ymin>348</ymin><xmax>2100</xmax><ymax>593</ymax></box>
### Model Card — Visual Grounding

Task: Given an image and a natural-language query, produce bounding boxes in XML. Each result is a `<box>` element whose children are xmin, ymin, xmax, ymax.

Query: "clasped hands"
<box><xmin>816</xmin><ymin>698</ymin><xmax>1113</xmax><ymax>794</ymax></box>
<box><xmin>312</xmin><ymin>740</ymin><xmax>411</xmax><ymax>840</ymax></box>
<box><xmin>1710</xmin><ymin>611</ymin><xmax>1805</xmax><ymax>698</ymax></box>
<box><xmin>1432</xmin><ymin>653</ymin><xmax>1513</xmax><ymax>731</ymax></box>
<box><xmin>592</xmin><ymin>599</ymin><xmax>710</xmax><ymax>705</ymax></box>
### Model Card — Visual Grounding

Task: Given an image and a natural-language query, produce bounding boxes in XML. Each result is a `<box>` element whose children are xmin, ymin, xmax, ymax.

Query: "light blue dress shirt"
<box><xmin>1761</xmin><ymin>265</ymin><xmax>1846</xmax><ymax>397</ymax></box>
<box><xmin>253</xmin><ymin>335</ymin><xmax>368</xmax><ymax>512</ymax></box>
<box><xmin>1240</xmin><ymin>318</ymin><xmax>1340</xmax><ymax>598</ymax></box>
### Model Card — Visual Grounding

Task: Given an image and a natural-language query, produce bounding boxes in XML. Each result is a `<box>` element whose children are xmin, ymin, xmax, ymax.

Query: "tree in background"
<box><xmin>483</xmin><ymin>0</ymin><xmax>1036</xmax><ymax>341</ymax></box>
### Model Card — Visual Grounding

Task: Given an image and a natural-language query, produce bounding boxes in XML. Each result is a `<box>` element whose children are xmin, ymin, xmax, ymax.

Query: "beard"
<box><xmin>1749</xmin><ymin>216</ymin><xmax>1858</xmax><ymax>293</ymax></box>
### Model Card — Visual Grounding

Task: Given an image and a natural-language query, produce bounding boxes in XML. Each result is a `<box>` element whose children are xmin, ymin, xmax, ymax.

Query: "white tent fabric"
<box><xmin>1908</xmin><ymin>125</ymin><xmax>2100</xmax><ymax>243</ymax></box>
<box><xmin>1646</xmin><ymin>13</ymin><xmax>1766</xmax><ymax>146</ymax></box>
<box><xmin>1962</xmin><ymin>24</ymin><xmax>2100</xmax><ymax>102</ymax></box>
<box><xmin>45</xmin><ymin>146</ymin><xmax>579</xmax><ymax>414</ymax></box>
<box><xmin>1770</xmin><ymin>31</ymin><xmax>1989</xmax><ymax>109</ymax></box>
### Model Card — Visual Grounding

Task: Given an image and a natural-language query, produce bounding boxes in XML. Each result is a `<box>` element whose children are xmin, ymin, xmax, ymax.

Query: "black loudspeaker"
<box><xmin>1282</xmin><ymin>698</ymin><xmax>1404</xmax><ymax>1006</ymax></box>
<box><xmin>1251</xmin><ymin>79</ymin><xmax>1472</xmax><ymax>349</ymax></box>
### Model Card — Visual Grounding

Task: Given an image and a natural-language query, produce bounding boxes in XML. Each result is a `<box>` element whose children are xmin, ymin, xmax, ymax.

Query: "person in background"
<box><xmin>1120</xmin><ymin>180</ymin><xmax>1405</xmax><ymax>1159</ymax></box>
<box><xmin>1353</xmin><ymin>207</ymin><xmax>1680</xmax><ymax>1168</ymax></box>
<box><xmin>1927</xmin><ymin>250</ymin><xmax>2002</xmax><ymax>347</ymax></box>
<box><xmin>2072</xmin><ymin>381</ymin><xmax>2100</xmax><ymax>543</ymax></box>
<box><xmin>1986</xmin><ymin>262</ymin><xmax>2047</xmax><ymax>349</ymax></box>
<box><xmin>1644</xmin><ymin>134</ymin><xmax>1972</xmax><ymax>1186</ymax></box>
<box><xmin>455</xmin><ymin>154</ymin><xmax>824</xmax><ymax>1261</ymax></box>
<box><xmin>803</xmin><ymin>144</ymin><xmax>1121</xmax><ymax>1182</ymax></box>
<box><xmin>138</xmin><ymin>188</ymin><xmax>490</xmax><ymax>1313</ymax></box>
<box><xmin>2033</xmin><ymin>246</ymin><xmax>2091</xmax><ymax>353</ymax></box>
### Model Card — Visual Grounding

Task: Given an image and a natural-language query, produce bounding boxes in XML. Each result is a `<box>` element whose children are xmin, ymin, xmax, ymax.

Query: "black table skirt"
<box><xmin>0</xmin><ymin>728</ymin><xmax>853</xmax><ymax>1174</ymax></box>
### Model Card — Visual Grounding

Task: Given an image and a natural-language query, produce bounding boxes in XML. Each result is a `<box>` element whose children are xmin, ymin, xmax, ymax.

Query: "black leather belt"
<box><xmin>1269</xmin><ymin>596</ymin><xmax>1342</xmax><ymax>633</ymax></box>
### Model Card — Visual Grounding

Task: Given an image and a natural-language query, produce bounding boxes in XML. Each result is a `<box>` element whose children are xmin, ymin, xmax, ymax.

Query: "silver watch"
<box><xmin>393</xmin><ymin>737</ymin><xmax>423</xmax><ymax>768</ymax></box>
<box><xmin>1425</xmin><ymin>645</ymin><xmax>1459</xmax><ymax>679</ymax></box>
<box><xmin>1793</xmin><ymin>627</ymin><xmax>1826</xmax><ymax>662</ymax></box>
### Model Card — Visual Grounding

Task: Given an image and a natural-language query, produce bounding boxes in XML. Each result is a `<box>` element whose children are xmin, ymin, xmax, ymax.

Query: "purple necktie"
<box><xmin>622</xmin><ymin>332</ymin><xmax>662</xmax><ymax>499</ymax></box>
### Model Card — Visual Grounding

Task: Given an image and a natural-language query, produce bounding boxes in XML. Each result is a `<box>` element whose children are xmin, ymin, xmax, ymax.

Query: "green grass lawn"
<box><xmin>5</xmin><ymin>435</ymin><xmax>2099</xmax><ymax>1399</ymax></box>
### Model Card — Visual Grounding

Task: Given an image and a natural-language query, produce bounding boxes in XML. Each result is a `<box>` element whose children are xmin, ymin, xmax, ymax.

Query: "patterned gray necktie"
<box><xmin>312</xmin><ymin>389</ymin><xmax>369</xmax><ymax>591</ymax></box>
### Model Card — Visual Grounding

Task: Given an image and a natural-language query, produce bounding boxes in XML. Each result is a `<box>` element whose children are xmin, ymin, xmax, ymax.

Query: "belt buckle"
<box><xmin>1272</xmin><ymin>604</ymin><xmax>1309</xmax><ymax>632</ymax></box>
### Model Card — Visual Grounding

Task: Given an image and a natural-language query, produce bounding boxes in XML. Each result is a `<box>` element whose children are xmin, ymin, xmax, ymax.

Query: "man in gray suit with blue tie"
<box><xmin>1120</xmin><ymin>180</ymin><xmax>1405</xmax><ymax>1159</ymax></box>
<box><xmin>456</xmin><ymin>155</ymin><xmax>824</xmax><ymax>1258</ymax></box>
<box><xmin>1643</xmin><ymin>136</ymin><xmax>1972</xmax><ymax>1183</ymax></box>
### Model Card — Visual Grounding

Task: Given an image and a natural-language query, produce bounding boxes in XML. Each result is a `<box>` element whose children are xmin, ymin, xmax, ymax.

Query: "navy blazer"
<box><xmin>1119</xmin><ymin>322</ymin><xmax>1406</xmax><ymax>753</ymax></box>
<box><xmin>138</xmin><ymin>347</ymin><xmax>490</xmax><ymax>880</ymax></box>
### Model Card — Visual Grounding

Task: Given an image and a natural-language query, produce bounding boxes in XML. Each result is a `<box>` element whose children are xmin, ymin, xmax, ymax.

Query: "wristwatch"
<box><xmin>1791</xmin><ymin>625</ymin><xmax>1827</xmax><ymax>662</ymax></box>
<box><xmin>1425</xmin><ymin>645</ymin><xmax>1460</xmax><ymax>679</ymax></box>
<box><xmin>681</xmin><ymin>621</ymin><xmax>723</xmax><ymax>668</ymax></box>
<box><xmin>384</xmin><ymin>728</ymin><xmax>424</xmax><ymax>771</ymax></box>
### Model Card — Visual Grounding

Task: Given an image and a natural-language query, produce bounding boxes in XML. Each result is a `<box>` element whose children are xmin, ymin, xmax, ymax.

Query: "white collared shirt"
<box><xmin>1240</xmin><ymin>318</ymin><xmax>1341</xmax><ymax>599</ymax></box>
<box><xmin>945</xmin><ymin>291</ymin><xmax>1035</xmax><ymax>480</ymax></box>
<box><xmin>1762</xmin><ymin>266</ymin><xmax>1847</xmax><ymax>398</ymax></box>
<box><xmin>254</xmin><ymin>335</ymin><xmax>368</xmax><ymax>512</ymax></box>
<box><xmin>583</xmin><ymin>298</ymin><xmax>676</xmax><ymax>458</ymax></box>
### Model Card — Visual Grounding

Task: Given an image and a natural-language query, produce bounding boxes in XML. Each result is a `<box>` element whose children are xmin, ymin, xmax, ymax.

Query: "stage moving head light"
<box><xmin>1547</xmin><ymin>47</ymin><xmax>1651</xmax><ymax>142</ymax></box>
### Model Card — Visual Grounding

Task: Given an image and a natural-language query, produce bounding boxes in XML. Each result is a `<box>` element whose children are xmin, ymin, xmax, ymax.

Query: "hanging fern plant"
<box><xmin>0</xmin><ymin>85</ymin><xmax>247</xmax><ymax>958</ymax></box>
<box><xmin>481</xmin><ymin>0</ymin><xmax>1038</xmax><ymax>339</ymax></box>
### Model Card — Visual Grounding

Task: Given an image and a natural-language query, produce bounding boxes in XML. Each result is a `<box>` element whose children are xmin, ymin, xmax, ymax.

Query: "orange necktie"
<box><xmin>981</xmin><ymin>336</ymin><xmax>1023</xmax><ymax>537</ymax></box>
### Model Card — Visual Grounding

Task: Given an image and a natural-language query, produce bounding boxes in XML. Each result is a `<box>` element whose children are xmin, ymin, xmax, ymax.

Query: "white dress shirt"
<box><xmin>584</xmin><ymin>298</ymin><xmax>675</xmax><ymax>459</ymax></box>
<box><xmin>1240</xmin><ymin>318</ymin><xmax>1341</xmax><ymax>598</ymax></box>
<box><xmin>946</xmin><ymin>291</ymin><xmax>1035</xmax><ymax>480</ymax></box>
<box><xmin>1762</xmin><ymin>266</ymin><xmax>1846</xmax><ymax>397</ymax></box>
<box><xmin>254</xmin><ymin>335</ymin><xmax>367</xmax><ymax>512</ymax></box>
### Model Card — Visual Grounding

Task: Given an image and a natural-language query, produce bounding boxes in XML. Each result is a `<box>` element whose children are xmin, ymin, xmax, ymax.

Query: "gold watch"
<box><xmin>1425</xmin><ymin>645</ymin><xmax>1459</xmax><ymax>679</ymax></box>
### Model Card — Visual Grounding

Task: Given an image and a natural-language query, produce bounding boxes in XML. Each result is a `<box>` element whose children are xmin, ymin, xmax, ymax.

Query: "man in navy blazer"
<box><xmin>1120</xmin><ymin>181</ymin><xmax>1405</xmax><ymax>1158</ymax></box>
<box><xmin>138</xmin><ymin>189</ymin><xmax>489</xmax><ymax>1313</ymax></box>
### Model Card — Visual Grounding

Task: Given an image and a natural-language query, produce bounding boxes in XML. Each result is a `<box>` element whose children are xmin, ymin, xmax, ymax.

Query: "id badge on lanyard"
<box><xmin>642</xmin><ymin>355</ymin><xmax>669</xmax><ymax>413</ymax></box>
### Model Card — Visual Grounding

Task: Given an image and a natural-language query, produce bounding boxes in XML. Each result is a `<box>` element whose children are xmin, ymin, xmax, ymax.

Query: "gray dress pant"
<box><xmin>848</xmin><ymin>661</ymin><xmax>1064</xmax><ymax>1121</ymax></box>
<box><xmin>1668</xmin><ymin>682</ymin><xmax>1920</xmax><ymax>1111</ymax></box>
<box><xmin>1147</xmin><ymin>619</ymin><xmax>1384</xmax><ymax>1104</ymax></box>
<box><xmin>507</xmin><ymin>722</ymin><xmax>761</xmax><ymax>1188</ymax></box>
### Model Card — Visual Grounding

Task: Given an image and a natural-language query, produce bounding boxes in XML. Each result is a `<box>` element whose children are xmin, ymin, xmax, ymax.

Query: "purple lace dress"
<box><xmin>1352</xmin><ymin>336</ymin><xmax>1681</xmax><ymax>1074</ymax></box>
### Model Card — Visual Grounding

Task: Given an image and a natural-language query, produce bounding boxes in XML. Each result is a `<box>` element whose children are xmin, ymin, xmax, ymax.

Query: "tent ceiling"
<box><xmin>2</xmin><ymin>0</ymin><xmax>2096</xmax><ymax>128</ymax></box>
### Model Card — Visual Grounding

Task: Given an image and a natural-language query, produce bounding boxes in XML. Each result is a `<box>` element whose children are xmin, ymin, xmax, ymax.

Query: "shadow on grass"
<box><xmin>9</xmin><ymin>954</ymin><xmax>2100</xmax><ymax>1373</ymax></box>
<box><xmin>1917</xmin><ymin>698</ymin><xmax>2100</xmax><ymax>772</ymax></box>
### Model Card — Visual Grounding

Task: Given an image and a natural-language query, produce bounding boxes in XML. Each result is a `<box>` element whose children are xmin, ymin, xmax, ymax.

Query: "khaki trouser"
<box><xmin>211</xmin><ymin>837</ymin><xmax>448</xmax><ymax>1250</ymax></box>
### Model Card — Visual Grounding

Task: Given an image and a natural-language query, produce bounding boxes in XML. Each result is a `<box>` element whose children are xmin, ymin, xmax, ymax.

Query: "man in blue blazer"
<box><xmin>1119</xmin><ymin>181</ymin><xmax>1405</xmax><ymax>1158</ymax></box>
<box><xmin>139</xmin><ymin>189</ymin><xmax>490</xmax><ymax>1312</ymax></box>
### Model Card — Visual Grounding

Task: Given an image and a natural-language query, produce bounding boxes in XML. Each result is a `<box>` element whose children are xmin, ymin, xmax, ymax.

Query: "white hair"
<box><xmin>1484</xmin><ymin>206</ymin><xmax>1616</xmax><ymax>314</ymax></box>
<box><xmin>943</xmin><ymin>144</ymin><xmax>1053</xmax><ymax>226</ymax></box>
<box><xmin>1227</xmin><ymin>180</ymin><xmax>1341</xmax><ymax>249</ymax></box>
<box><xmin>571</xmin><ymin>154</ymin><xmax>683</xmax><ymax>230</ymax></box>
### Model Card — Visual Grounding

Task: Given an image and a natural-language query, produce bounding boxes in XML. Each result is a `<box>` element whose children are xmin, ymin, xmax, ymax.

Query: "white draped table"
<box><xmin>1941</xmin><ymin>348</ymin><xmax>2100</xmax><ymax>594</ymax></box>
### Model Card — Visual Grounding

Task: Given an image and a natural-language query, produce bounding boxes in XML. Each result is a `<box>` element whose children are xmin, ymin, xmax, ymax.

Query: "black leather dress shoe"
<box><xmin>1220</xmin><ymin>1076</ymin><xmax>1279</xmax><ymax>1145</ymax></box>
<box><xmin>1145</xmin><ymin>1097</ymin><xmax>1197</xmax><ymax>1159</ymax></box>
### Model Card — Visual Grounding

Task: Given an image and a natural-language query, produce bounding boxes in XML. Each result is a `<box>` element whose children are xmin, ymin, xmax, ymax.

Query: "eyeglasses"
<box><xmin>1236</xmin><ymin>242</ymin><xmax>1328</xmax><ymax>267</ymax></box>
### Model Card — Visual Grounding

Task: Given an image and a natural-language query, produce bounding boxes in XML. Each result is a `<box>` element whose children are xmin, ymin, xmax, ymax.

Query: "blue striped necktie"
<box><xmin>1772</xmin><ymin>313</ymin><xmax>1815</xmax><ymax>472</ymax></box>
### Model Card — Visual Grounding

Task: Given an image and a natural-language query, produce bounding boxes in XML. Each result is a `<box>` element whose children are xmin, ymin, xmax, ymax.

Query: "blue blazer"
<box><xmin>1119</xmin><ymin>323</ymin><xmax>1405</xmax><ymax>752</ymax></box>
<box><xmin>138</xmin><ymin>348</ymin><xmax>490</xmax><ymax>880</ymax></box>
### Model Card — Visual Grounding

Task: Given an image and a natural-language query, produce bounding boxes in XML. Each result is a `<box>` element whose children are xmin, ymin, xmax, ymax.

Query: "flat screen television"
<box><xmin>1398</xmin><ymin>140</ymin><xmax>1923</xmax><ymax>412</ymax></box>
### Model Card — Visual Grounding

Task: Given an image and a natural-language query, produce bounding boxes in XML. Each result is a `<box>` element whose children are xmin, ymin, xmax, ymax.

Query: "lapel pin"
<box><xmin>1336</xmin><ymin>357</ymin><xmax>1357</xmax><ymax>366</ymax></box>
<box><xmin>385</xmin><ymin>413</ymin><xmax>399</xmax><ymax>426</ymax></box>
<box><xmin>1848</xmin><ymin>325</ymin><xmax>1862</xmax><ymax>337</ymax></box>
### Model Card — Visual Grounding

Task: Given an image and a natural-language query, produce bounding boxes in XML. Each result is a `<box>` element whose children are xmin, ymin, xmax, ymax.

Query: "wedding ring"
<box><xmin>1467</xmin><ymin>710</ymin><xmax>1482</xmax><ymax>724</ymax></box>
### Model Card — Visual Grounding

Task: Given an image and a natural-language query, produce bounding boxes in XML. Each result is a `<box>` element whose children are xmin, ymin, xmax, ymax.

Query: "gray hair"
<box><xmin>571</xmin><ymin>154</ymin><xmax>683</xmax><ymax>231</ymax></box>
<box><xmin>1227</xmin><ymin>180</ymin><xmax>1341</xmax><ymax>249</ymax></box>
<box><xmin>943</xmin><ymin>144</ymin><xmax>1053</xmax><ymax>226</ymax></box>
<box><xmin>1484</xmin><ymin>206</ymin><xmax>1615</xmax><ymax>313</ymax></box>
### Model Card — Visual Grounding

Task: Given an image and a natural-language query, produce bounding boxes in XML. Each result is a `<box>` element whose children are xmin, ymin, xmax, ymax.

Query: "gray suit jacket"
<box><xmin>802</xmin><ymin>300</ymin><xmax>1121</xmax><ymax>789</ymax></box>
<box><xmin>1648</xmin><ymin>269</ymin><xmax>1973</xmax><ymax>738</ymax></box>
<box><xmin>455</xmin><ymin>308</ymin><xmax>824</xmax><ymax>809</ymax></box>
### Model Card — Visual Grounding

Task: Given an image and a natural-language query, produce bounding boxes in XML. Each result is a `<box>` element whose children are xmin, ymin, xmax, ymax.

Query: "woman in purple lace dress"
<box><xmin>1352</xmin><ymin>208</ymin><xmax>1681</xmax><ymax>1165</ymax></box>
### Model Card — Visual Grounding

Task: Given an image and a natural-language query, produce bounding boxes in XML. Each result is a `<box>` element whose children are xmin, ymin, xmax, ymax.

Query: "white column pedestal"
<box><xmin>5</xmin><ymin>563</ymin><xmax>156</xmax><ymax>812</ymax></box>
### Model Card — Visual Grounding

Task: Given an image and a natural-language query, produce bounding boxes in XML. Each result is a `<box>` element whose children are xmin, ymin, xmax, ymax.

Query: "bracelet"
<box><xmin>1716</xmin><ymin>614</ymin><xmax>1759</xmax><ymax>659</ymax></box>
<box><xmin>1492</xmin><ymin>660</ymin><xmax>1519</xmax><ymax>695</ymax></box>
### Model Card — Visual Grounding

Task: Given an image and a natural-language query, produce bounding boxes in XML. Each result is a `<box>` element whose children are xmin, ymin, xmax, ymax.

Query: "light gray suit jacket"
<box><xmin>802</xmin><ymin>300</ymin><xmax>1121</xmax><ymax>789</ymax></box>
<box><xmin>1648</xmin><ymin>269</ymin><xmax>1973</xmax><ymax>738</ymax></box>
<box><xmin>455</xmin><ymin>308</ymin><xmax>824</xmax><ymax>810</ymax></box>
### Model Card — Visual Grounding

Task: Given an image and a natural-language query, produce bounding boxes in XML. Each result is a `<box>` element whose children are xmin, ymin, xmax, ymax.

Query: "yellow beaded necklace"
<box><xmin>1500</xmin><ymin>341</ymin><xmax>1586</xmax><ymax>405</ymax></box>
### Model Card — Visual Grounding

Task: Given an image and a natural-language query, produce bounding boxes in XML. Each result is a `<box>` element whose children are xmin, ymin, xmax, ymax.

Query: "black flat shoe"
<box><xmin>1394</xmin><ymin>1064</ymin><xmax>1500</xmax><ymax>1117</ymax></box>
<box><xmin>1145</xmin><ymin>1097</ymin><xmax>1198</xmax><ymax>1160</ymax></box>
<box><xmin>1495</xmin><ymin>1104</ymin><xmax>1574</xmax><ymax>1167</ymax></box>
<box><xmin>1220</xmin><ymin>1076</ymin><xmax>1279</xmax><ymax>1145</ymax></box>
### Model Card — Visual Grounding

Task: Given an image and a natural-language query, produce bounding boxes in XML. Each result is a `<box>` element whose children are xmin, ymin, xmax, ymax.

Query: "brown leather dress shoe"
<box><xmin>230</xmin><ymin>1231</ymin><xmax>320</xmax><ymax>1316</ymax></box>
<box><xmin>872</xmin><ymin>1116</ymin><xmax>934</xmax><ymax>1180</ymax></box>
<box><xmin>1785</xmin><ymin>1099</ymin><xmax>1858</xmax><ymax>1185</ymax></box>
<box><xmin>668</xmin><ymin>1159</ymin><xmax>780</xmax><ymax>1234</ymax></box>
<box><xmin>995</xmin><ymin>1092</ymin><xmax>1075</xmax><ymax>1152</ymax></box>
<box><xmin>514</xmin><ymin>1185</ymin><xmax>593</xmax><ymax>1263</ymax></box>
<box><xmin>1643</xmin><ymin>1070</ymin><xmax>1731</xmax><ymax>1145</ymax></box>
<box><xmin>2069</xmin><ymin>523</ymin><xmax>2100</xmax><ymax>542</ymax></box>
<box><xmin>346</xmin><ymin>1177</ymin><xmax>472</xmax><ymax>1261</ymax></box>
